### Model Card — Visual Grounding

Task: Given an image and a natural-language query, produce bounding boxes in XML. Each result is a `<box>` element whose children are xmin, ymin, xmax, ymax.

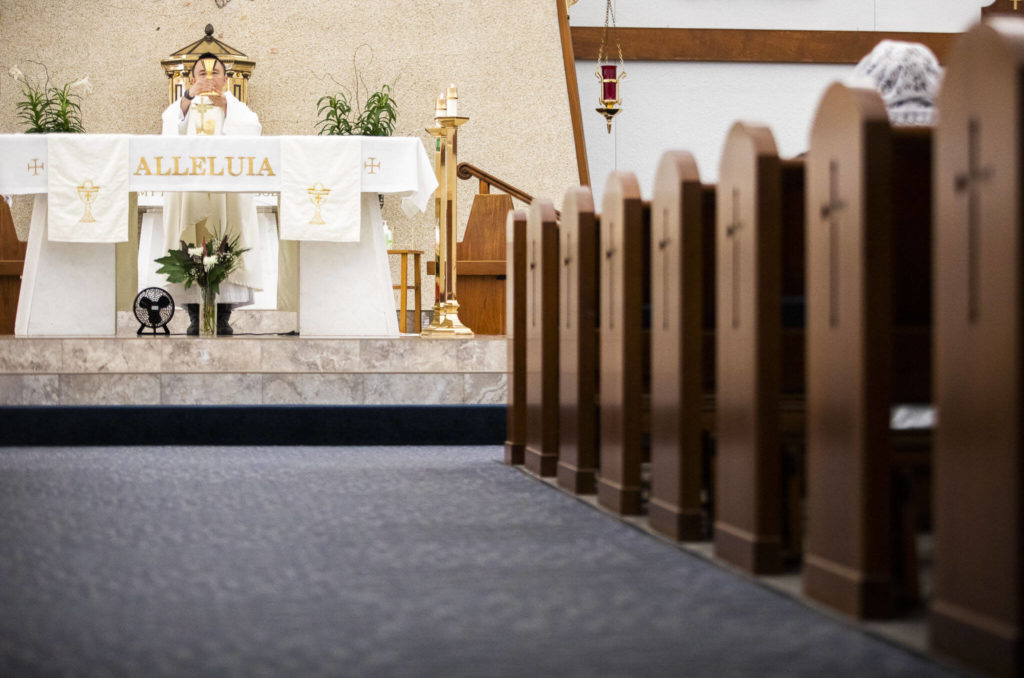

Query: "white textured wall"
<box><xmin>570</xmin><ymin>0</ymin><xmax>983</xmax><ymax>31</ymax></box>
<box><xmin>0</xmin><ymin>0</ymin><xmax>579</xmax><ymax>311</ymax></box>
<box><xmin>570</xmin><ymin>0</ymin><xmax>984</xmax><ymax>203</ymax></box>
<box><xmin>578</xmin><ymin>61</ymin><xmax>852</xmax><ymax>195</ymax></box>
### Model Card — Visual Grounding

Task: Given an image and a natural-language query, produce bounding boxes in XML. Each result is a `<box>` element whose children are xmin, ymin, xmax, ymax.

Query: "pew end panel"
<box><xmin>805</xmin><ymin>82</ymin><xmax>915</xmax><ymax>620</ymax></box>
<box><xmin>504</xmin><ymin>209</ymin><xmax>528</xmax><ymax>465</ymax></box>
<box><xmin>557</xmin><ymin>186</ymin><xmax>600</xmax><ymax>494</ymax></box>
<box><xmin>524</xmin><ymin>200</ymin><xmax>561</xmax><ymax>477</ymax></box>
<box><xmin>649</xmin><ymin>151</ymin><xmax>706</xmax><ymax>541</ymax></box>
<box><xmin>930</xmin><ymin>19</ymin><xmax>1024</xmax><ymax>677</ymax></box>
<box><xmin>598</xmin><ymin>172</ymin><xmax>647</xmax><ymax>515</ymax></box>
<box><xmin>713</xmin><ymin>122</ymin><xmax>785</xmax><ymax>574</ymax></box>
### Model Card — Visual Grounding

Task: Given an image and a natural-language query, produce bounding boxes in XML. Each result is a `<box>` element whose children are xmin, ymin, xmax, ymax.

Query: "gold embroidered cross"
<box><xmin>27</xmin><ymin>158</ymin><xmax>44</xmax><ymax>175</ymax></box>
<box><xmin>364</xmin><ymin>157</ymin><xmax>381</xmax><ymax>175</ymax></box>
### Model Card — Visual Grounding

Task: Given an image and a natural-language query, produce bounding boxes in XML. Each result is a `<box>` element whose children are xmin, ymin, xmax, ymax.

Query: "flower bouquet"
<box><xmin>155</xmin><ymin>230</ymin><xmax>249</xmax><ymax>337</ymax></box>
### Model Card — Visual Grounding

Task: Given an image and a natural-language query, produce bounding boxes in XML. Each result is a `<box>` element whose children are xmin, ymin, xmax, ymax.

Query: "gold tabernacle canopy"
<box><xmin>161</xmin><ymin>24</ymin><xmax>255</xmax><ymax>105</ymax></box>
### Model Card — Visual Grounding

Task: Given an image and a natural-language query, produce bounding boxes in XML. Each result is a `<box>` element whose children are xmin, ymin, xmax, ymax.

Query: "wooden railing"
<box><xmin>456</xmin><ymin>162</ymin><xmax>535</xmax><ymax>203</ymax></box>
<box><xmin>456</xmin><ymin>163</ymin><xmax>560</xmax><ymax>218</ymax></box>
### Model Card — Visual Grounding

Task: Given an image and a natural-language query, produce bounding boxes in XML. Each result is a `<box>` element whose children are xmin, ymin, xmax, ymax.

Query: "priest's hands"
<box><xmin>184</xmin><ymin>77</ymin><xmax>227</xmax><ymax>114</ymax></box>
<box><xmin>208</xmin><ymin>91</ymin><xmax>227</xmax><ymax>114</ymax></box>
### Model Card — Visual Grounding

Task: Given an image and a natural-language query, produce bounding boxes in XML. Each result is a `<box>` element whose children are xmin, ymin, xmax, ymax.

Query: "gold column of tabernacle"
<box><xmin>422</xmin><ymin>115</ymin><xmax>472</xmax><ymax>337</ymax></box>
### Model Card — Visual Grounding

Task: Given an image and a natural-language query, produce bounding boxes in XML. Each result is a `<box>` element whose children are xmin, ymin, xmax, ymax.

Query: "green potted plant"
<box><xmin>9</xmin><ymin>63</ymin><xmax>89</xmax><ymax>133</ymax></box>
<box><xmin>316</xmin><ymin>82</ymin><xmax>397</xmax><ymax>137</ymax></box>
<box><xmin>315</xmin><ymin>48</ymin><xmax>398</xmax><ymax>137</ymax></box>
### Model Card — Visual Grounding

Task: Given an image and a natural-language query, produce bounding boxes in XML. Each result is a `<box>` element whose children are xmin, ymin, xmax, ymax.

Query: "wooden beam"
<box><xmin>571</xmin><ymin>27</ymin><xmax>957</xmax><ymax>65</ymax></box>
<box><xmin>983</xmin><ymin>0</ymin><xmax>1024</xmax><ymax>18</ymax></box>
<box><xmin>558</xmin><ymin>0</ymin><xmax>590</xmax><ymax>187</ymax></box>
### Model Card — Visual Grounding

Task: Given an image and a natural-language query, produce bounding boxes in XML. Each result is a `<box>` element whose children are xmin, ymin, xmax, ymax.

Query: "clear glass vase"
<box><xmin>199</xmin><ymin>286</ymin><xmax>217</xmax><ymax>337</ymax></box>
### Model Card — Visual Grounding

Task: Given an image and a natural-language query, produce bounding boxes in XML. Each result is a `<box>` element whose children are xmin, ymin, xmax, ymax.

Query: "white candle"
<box><xmin>445</xmin><ymin>84</ymin><xmax>459</xmax><ymax>116</ymax></box>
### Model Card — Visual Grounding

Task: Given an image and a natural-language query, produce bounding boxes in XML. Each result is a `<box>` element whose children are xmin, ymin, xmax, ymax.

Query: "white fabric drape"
<box><xmin>279</xmin><ymin>136</ymin><xmax>361</xmax><ymax>242</ymax></box>
<box><xmin>46</xmin><ymin>134</ymin><xmax>129</xmax><ymax>242</ymax></box>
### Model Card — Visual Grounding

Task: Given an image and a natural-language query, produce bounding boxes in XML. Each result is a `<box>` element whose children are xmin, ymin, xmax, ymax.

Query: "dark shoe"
<box><xmin>216</xmin><ymin>304</ymin><xmax>234</xmax><ymax>336</ymax></box>
<box><xmin>185</xmin><ymin>304</ymin><xmax>199</xmax><ymax>335</ymax></box>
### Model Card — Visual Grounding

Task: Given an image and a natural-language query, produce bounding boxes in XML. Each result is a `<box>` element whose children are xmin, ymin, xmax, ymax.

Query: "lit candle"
<box><xmin>601</xmin><ymin>64</ymin><xmax>618</xmax><ymax>103</ymax></box>
<box><xmin>445</xmin><ymin>83</ymin><xmax>459</xmax><ymax>116</ymax></box>
<box><xmin>434</xmin><ymin>93</ymin><xmax>446</xmax><ymax>118</ymax></box>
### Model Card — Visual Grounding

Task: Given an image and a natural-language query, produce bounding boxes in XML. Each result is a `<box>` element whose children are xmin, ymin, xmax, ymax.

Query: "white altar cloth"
<box><xmin>3</xmin><ymin>135</ymin><xmax>437</xmax><ymax>337</ymax></box>
<box><xmin>0</xmin><ymin>134</ymin><xmax>436</xmax><ymax>219</ymax></box>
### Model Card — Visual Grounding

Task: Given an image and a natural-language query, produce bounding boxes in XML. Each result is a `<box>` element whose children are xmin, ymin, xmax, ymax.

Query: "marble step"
<box><xmin>0</xmin><ymin>335</ymin><xmax>507</xmax><ymax>407</ymax></box>
<box><xmin>116</xmin><ymin>310</ymin><xmax>433</xmax><ymax>337</ymax></box>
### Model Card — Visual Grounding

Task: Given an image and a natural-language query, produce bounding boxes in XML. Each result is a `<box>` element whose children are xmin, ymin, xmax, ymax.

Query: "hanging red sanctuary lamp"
<box><xmin>595</xmin><ymin>0</ymin><xmax>626</xmax><ymax>133</ymax></box>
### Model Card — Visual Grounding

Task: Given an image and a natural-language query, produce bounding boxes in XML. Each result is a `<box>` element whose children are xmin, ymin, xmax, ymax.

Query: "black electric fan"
<box><xmin>133</xmin><ymin>287</ymin><xmax>174</xmax><ymax>335</ymax></box>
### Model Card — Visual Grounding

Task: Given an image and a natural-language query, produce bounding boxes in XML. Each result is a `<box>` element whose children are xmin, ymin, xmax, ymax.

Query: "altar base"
<box><xmin>0</xmin><ymin>332</ymin><xmax>506</xmax><ymax>407</ymax></box>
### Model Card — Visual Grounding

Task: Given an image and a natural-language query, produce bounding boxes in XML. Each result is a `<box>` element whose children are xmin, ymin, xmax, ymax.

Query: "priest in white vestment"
<box><xmin>155</xmin><ymin>52</ymin><xmax>263</xmax><ymax>334</ymax></box>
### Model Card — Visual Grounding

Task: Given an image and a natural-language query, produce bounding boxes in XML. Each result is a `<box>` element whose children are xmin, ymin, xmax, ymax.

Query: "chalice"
<box><xmin>76</xmin><ymin>179</ymin><xmax>100</xmax><ymax>223</ymax></box>
<box><xmin>307</xmin><ymin>183</ymin><xmax>330</xmax><ymax>225</ymax></box>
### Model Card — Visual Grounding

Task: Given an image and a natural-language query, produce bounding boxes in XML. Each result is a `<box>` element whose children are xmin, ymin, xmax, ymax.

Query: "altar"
<box><xmin>0</xmin><ymin>134</ymin><xmax>437</xmax><ymax>337</ymax></box>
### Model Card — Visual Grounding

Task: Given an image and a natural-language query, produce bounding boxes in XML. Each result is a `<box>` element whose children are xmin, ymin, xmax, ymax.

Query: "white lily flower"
<box><xmin>69</xmin><ymin>76</ymin><xmax>92</xmax><ymax>95</ymax></box>
<box><xmin>8</xmin><ymin>65</ymin><xmax>24</xmax><ymax>82</ymax></box>
<box><xmin>188</xmin><ymin>247</ymin><xmax>203</xmax><ymax>257</ymax></box>
<box><xmin>203</xmin><ymin>255</ymin><xmax>218</xmax><ymax>272</ymax></box>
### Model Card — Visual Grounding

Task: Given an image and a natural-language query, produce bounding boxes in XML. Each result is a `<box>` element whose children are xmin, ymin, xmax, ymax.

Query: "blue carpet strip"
<box><xmin>0</xmin><ymin>405</ymin><xmax>506</xmax><ymax>446</ymax></box>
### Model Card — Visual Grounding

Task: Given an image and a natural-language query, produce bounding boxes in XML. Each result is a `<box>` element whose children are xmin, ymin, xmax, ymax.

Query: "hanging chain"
<box><xmin>597</xmin><ymin>1</ymin><xmax>625</xmax><ymax>72</ymax></box>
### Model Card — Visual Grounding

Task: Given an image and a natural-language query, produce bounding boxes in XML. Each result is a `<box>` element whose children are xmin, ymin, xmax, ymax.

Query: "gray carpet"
<box><xmin>0</xmin><ymin>446</ymin><xmax>957</xmax><ymax>678</ymax></box>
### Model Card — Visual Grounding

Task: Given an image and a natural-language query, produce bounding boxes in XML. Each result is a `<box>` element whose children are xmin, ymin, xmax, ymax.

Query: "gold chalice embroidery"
<box><xmin>192</xmin><ymin>99</ymin><xmax>215</xmax><ymax>136</ymax></box>
<box><xmin>76</xmin><ymin>179</ymin><xmax>100</xmax><ymax>223</ymax></box>
<box><xmin>307</xmin><ymin>182</ymin><xmax>330</xmax><ymax>225</ymax></box>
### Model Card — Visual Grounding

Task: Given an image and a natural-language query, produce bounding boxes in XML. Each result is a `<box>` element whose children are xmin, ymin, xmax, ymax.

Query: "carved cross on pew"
<box><xmin>657</xmin><ymin>207</ymin><xmax>671</xmax><ymax>330</ymax></box>
<box><xmin>725</xmin><ymin>188</ymin><xmax>743</xmax><ymax>329</ymax></box>
<box><xmin>954</xmin><ymin>117</ymin><xmax>993</xmax><ymax>323</ymax></box>
<box><xmin>530</xmin><ymin>240</ymin><xmax>538</xmax><ymax>327</ymax></box>
<box><xmin>563</xmin><ymin>233</ymin><xmax>572</xmax><ymax>330</ymax></box>
<box><xmin>820</xmin><ymin>160</ymin><xmax>845</xmax><ymax>328</ymax></box>
<box><xmin>605</xmin><ymin>225</ymin><xmax>616</xmax><ymax>328</ymax></box>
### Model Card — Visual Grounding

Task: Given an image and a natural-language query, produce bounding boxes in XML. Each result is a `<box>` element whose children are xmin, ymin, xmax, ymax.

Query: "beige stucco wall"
<box><xmin>0</xmin><ymin>0</ymin><xmax>579</xmax><ymax>311</ymax></box>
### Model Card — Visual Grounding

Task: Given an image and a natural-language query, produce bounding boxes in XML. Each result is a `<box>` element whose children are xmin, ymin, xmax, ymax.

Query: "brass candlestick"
<box><xmin>422</xmin><ymin>115</ymin><xmax>472</xmax><ymax>337</ymax></box>
<box><xmin>421</xmin><ymin>125</ymin><xmax>447</xmax><ymax>335</ymax></box>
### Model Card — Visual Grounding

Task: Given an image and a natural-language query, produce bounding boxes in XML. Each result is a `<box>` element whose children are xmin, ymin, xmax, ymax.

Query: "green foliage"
<box><xmin>316</xmin><ymin>83</ymin><xmax>397</xmax><ymax>137</ymax></box>
<box><xmin>13</xmin><ymin>70</ymin><xmax>86</xmax><ymax>133</ymax></box>
<box><xmin>155</xmin><ymin>230</ymin><xmax>250</xmax><ymax>297</ymax></box>
<box><xmin>315</xmin><ymin>93</ymin><xmax>355</xmax><ymax>135</ymax></box>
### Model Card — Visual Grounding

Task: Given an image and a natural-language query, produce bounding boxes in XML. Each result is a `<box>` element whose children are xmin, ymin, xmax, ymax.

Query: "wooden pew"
<box><xmin>524</xmin><ymin>200</ymin><xmax>560</xmax><ymax>476</ymax></box>
<box><xmin>930</xmin><ymin>19</ymin><xmax>1024</xmax><ymax>677</ymax></box>
<box><xmin>713</xmin><ymin>122</ymin><xmax>806</xmax><ymax>575</ymax></box>
<box><xmin>649</xmin><ymin>151</ymin><xmax>706</xmax><ymax>540</ymax></box>
<box><xmin>557</xmin><ymin>187</ymin><xmax>600</xmax><ymax>494</ymax></box>
<box><xmin>598</xmin><ymin>172</ymin><xmax>650</xmax><ymax>515</ymax></box>
<box><xmin>457</xmin><ymin>193</ymin><xmax>515</xmax><ymax>334</ymax></box>
<box><xmin>803</xmin><ymin>81</ymin><xmax>932</xmax><ymax>620</ymax></box>
<box><xmin>504</xmin><ymin>209</ymin><xmax>528</xmax><ymax>465</ymax></box>
<box><xmin>0</xmin><ymin>200</ymin><xmax>27</xmax><ymax>335</ymax></box>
